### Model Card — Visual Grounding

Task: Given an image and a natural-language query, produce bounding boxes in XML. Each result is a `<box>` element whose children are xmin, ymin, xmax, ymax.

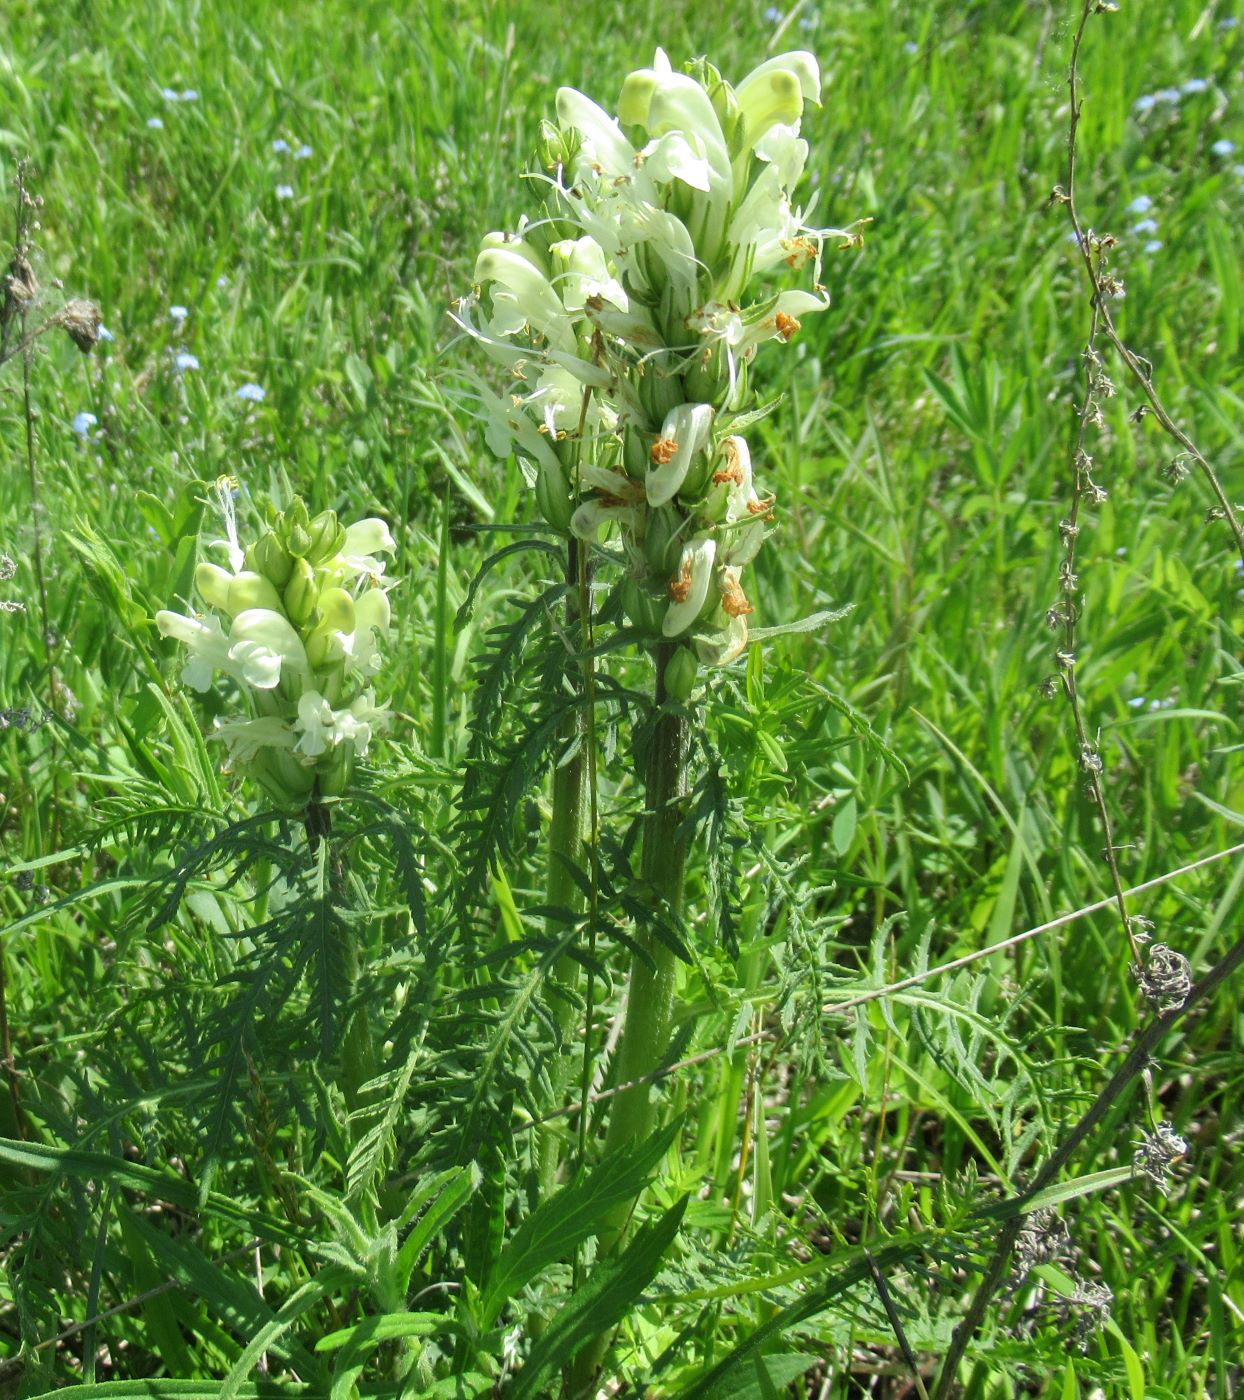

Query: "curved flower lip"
<box><xmin>737</xmin><ymin>51</ymin><xmax>822</xmax><ymax>107</ymax></box>
<box><xmin>571</xmin><ymin>465</ymin><xmax>646</xmax><ymax>540</ymax></box>
<box><xmin>663</xmin><ymin>536</ymin><xmax>717</xmax><ymax>636</ymax></box>
<box><xmin>736</xmin><ymin>68</ymin><xmax>805</xmax><ymax>150</ymax></box>
<box><xmin>229</xmin><ymin>607</ymin><xmax>311</xmax><ymax>687</ymax></box>
<box><xmin>475</xmin><ymin>245</ymin><xmax>575</xmax><ymax>353</ymax></box>
<box><xmin>618</xmin><ymin>65</ymin><xmax>730</xmax><ymax>190</ymax></box>
<box><xmin>646</xmin><ymin>402</ymin><xmax>715</xmax><ymax>507</ymax></box>
<box><xmin>211</xmin><ymin>715</ymin><xmax>295</xmax><ymax>763</ymax></box>
<box><xmin>555</xmin><ymin>87</ymin><xmax>636</xmax><ymax>179</ymax></box>
<box><xmin>695</xmin><ymin>612</ymin><xmax>749</xmax><ymax>667</ymax></box>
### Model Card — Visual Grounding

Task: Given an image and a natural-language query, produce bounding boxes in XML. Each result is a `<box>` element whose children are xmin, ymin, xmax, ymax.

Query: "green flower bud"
<box><xmin>305</xmin><ymin>510</ymin><xmax>347</xmax><ymax>566</ymax></box>
<box><xmin>245</xmin><ymin>530</ymin><xmax>295</xmax><ymax>588</ymax></box>
<box><xmin>535</xmin><ymin>458</ymin><xmax>573</xmax><ymax>532</ymax></box>
<box><xmin>226</xmin><ymin>570</ymin><xmax>285</xmax><ymax>617</ymax></box>
<box><xmin>286</xmin><ymin>523</ymin><xmax>313</xmax><ymax>558</ymax></box>
<box><xmin>316</xmin><ymin>743</ymin><xmax>355</xmax><ymax>796</ymax></box>
<box><xmin>284</xmin><ymin>557</ymin><xmax>318</xmax><ymax>625</ymax></box>
<box><xmin>252</xmin><ymin>747</ymin><xmax>316</xmax><ymax>808</ymax></box>
<box><xmin>643</xmin><ymin>504</ymin><xmax>682</xmax><ymax>577</ymax></box>
<box><xmin>620</xmin><ymin>578</ymin><xmax>665</xmax><ymax>635</ymax></box>
<box><xmin>664</xmin><ymin>645</ymin><xmax>698</xmax><ymax>701</ymax></box>
<box><xmin>623</xmin><ymin>425</ymin><xmax>649</xmax><ymax>478</ymax></box>
<box><xmin>195</xmin><ymin>562</ymin><xmax>233</xmax><ymax>612</ymax></box>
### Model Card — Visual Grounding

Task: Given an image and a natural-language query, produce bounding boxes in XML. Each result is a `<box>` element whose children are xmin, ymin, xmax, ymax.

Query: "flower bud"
<box><xmin>620</xmin><ymin>578</ymin><xmax>665</xmax><ymax>635</ymax></box>
<box><xmin>316</xmin><ymin>744</ymin><xmax>355</xmax><ymax>796</ymax></box>
<box><xmin>283</xmin><ymin>557</ymin><xmax>318</xmax><ymax>625</ymax></box>
<box><xmin>663</xmin><ymin>645</ymin><xmax>698</xmax><ymax>701</ymax></box>
<box><xmin>622</xmin><ymin>425</ymin><xmax>649</xmax><ymax>478</ymax></box>
<box><xmin>643</xmin><ymin>504</ymin><xmax>682</xmax><ymax>577</ymax></box>
<box><xmin>305</xmin><ymin>510</ymin><xmax>347</xmax><ymax>566</ymax></box>
<box><xmin>195</xmin><ymin>562</ymin><xmax>233</xmax><ymax>612</ymax></box>
<box><xmin>245</xmin><ymin>530</ymin><xmax>295</xmax><ymax>588</ymax></box>
<box><xmin>283</xmin><ymin>499</ymin><xmax>313</xmax><ymax>557</ymax></box>
<box><xmin>535</xmin><ymin>458</ymin><xmax>573</xmax><ymax>532</ymax></box>
<box><xmin>226</xmin><ymin>570</ymin><xmax>284</xmax><ymax>617</ymax></box>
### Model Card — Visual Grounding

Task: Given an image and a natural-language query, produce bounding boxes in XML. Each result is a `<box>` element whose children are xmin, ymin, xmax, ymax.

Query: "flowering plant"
<box><xmin>455</xmin><ymin>48</ymin><xmax>852</xmax><ymax>692</ymax></box>
<box><xmin>155</xmin><ymin>480</ymin><xmax>395</xmax><ymax>806</ymax></box>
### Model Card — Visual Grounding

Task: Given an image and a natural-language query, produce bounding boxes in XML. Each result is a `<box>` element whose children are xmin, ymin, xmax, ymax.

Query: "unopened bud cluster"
<box><xmin>456</xmin><ymin>49</ymin><xmax>851</xmax><ymax>698</ymax></box>
<box><xmin>156</xmin><ymin>482</ymin><xmax>395</xmax><ymax>807</ymax></box>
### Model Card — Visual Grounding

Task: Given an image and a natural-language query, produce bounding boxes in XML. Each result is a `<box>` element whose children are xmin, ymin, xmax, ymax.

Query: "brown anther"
<box><xmin>650</xmin><ymin>437</ymin><xmax>679</xmax><ymax>466</ymax></box>
<box><xmin>721</xmin><ymin>575</ymin><xmax>754</xmax><ymax>618</ymax></box>
<box><xmin>775</xmin><ymin>312</ymin><xmax>801</xmax><ymax>342</ymax></box>
<box><xmin>667</xmin><ymin>561</ymin><xmax>693</xmax><ymax>604</ymax></box>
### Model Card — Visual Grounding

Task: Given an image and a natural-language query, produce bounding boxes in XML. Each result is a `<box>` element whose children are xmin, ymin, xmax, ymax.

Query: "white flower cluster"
<box><xmin>455</xmin><ymin>49</ymin><xmax>846</xmax><ymax>689</ymax></box>
<box><xmin>156</xmin><ymin>480</ymin><xmax>395</xmax><ymax>805</ymax></box>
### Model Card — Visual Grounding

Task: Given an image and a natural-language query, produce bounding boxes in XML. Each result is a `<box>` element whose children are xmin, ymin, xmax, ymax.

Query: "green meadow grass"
<box><xmin>0</xmin><ymin>0</ymin><xmax>1241</xmax><ymax>1395</ymax></box>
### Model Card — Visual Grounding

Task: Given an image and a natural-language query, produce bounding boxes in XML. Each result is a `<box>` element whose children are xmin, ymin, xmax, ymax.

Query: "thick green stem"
<box><xmin>600</xmin><ymin>668</ymin><xmax>689</xmax><ymax>1166</ymax></box>
<box><xmin>569</xmin><ymin>645</ymin><xmax>688</xmax><ymax>1391</ymax></box>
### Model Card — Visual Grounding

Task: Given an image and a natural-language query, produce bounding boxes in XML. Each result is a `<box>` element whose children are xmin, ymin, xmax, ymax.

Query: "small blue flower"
<box><xmin>1144</xmin><ymin>239</ymin><xmax>1164</xmax><ymax>254</ymax></box>
<box><xmin>71</xmin><ymin>411</ymin><xmax>98</xmax><ymax>437</ymax></box>
<box><xmin>798</xmin><ymin>13</ymin><xmax>817</xmax><ymax>29</ymax></box>
<box><xmin>1155</xmin><ymin>87</ymin><xmax>1181</xmax><ymax>104</ymax></box>
<box><xmin>1211</xmin><ymin>138</ymin><xmax>1237</xmax><ymax>157</ymax></box>
<box><xmin>181</xmin><ymin>88</ymin><xmax>199</xmax><ymax>102</ymax></box>
<box><xmin>1066</xmin><ymin>231</ymin><xmax>1083</xmax><ymax>245</ymax></box>
<box><xmin>217</xmin><ymin>275</ymin><xmax>229</xmax><ymax>289</ymax></box>
<box><xmin>1133</xmin><ymin>95</ymin><xmax>1157</xmax><ymax>116</ymax></box>
<box><xmin>97</xmin><ymin>325</ymin><xmax>114</xmax><ymax>343</ymax></box>
<box><xmin>160</xmin><ymin>86</ymin><xmax>180</xmax><ymax>101</ymax></box>
<box><xmin>236</xmin><ymin>382</ymin><xmax>266</xmax><ymax>402</ymax></box>
<box><xmin>1235</xmin><ymin>163</ymin><xmax>1244</xmax><ymax>179</ymax></box>
<box><xmin>1126</xmin><ymin>195</ymin><xmax>1153</xmax><ymax>215</ymax></box>
<box><xmin>294</xmin><ymin>143</ymin><xmax>313</xmax><ymax>160</ymax></box>
<box><xmin>763</xmin><ymin>5</ymin><xmax>782</xmax><ymax>22</ymax></box>
<box><xmin>147</xmin><ymin>116</ymin><xmax>164</xmax><ymax>130</ymax></box>
<box><xmin>903</xmin><ymin>41</ymin><xmax>919</xmax><ymax>55</ymax></box>
<box><xmin>175</xmin><ymin>351</ymin><xmax>200</xmax><ymax>372</ymax></box>
<box><xmin>169</xmin><ymin>304</ymin><xmax>189</xmax><ymax>323</ymax></box>
<box><xmin>275</xmin><ymin>183</ymin><xmax>294</xmax><ymax>200</ymax></box>
<box><xmin>272</xmin><ymin>138</ymin><xmax>291</xmax><ymax>153</ymax></box>
<box><xmin>1220</xmin><ymin>16</ymin><xmax>1239</xmax><ymax>30</ymax></box>
<box><xmin>1127</xmin><ymin>696</ymin><xmax>1147</xmax><ymax>709</ymax></box>
<box><xmin>1180</xmin><ymin>78</ymin><xmax>1209</xmax><ymax>95</ymax></box>
<box><xmin>1132</xmin><ymin>217</ymin><xmax>1158</xmax><ymax>234</ymax></box>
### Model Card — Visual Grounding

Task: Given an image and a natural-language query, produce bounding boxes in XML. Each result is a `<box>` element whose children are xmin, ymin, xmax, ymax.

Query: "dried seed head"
<box><xmin>61</xmin><ymin>299</ymin><xmax>103</xmax><ymax>353</ymax></box>
<box><xmin>1133</xmin><ymin>942</ymin><xmax>1192</xmax><ymax>1013</ymax></box>
<box><xmin>1132</xmin><ymin>1120</ymin><xmax>1188</xmax><ymax>1192</ymax></box>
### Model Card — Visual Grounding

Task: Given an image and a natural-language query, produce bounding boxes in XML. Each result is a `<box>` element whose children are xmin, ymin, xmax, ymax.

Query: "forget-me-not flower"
<box><xmin>1144</xmin><ymin>239</ymin><xmax>1163</xmax><ymax>254</ymax></box>
<box><xmin>147</xmin><ymin>116</ymin><xmax>164</xmax><ymax>129</ymax></box>
<box><xmin>97</xmin><ymin>325</ymin><xmax>115</xmax><ymax>343</ymax></box>
<box><xmin>1211</xmin><ymin>138</ymin><xmax>1236</xmax><ymax>157</ymax></box>
<box><xmin>1126</xmin><ymin>195</ymin><xmax>1153</xmax><ymax>215</ymax></box>
<box><xmin>275</xmin><ymin>183</ymin><xmax>294</xmax><ymax>200</ymax></box>
<box><xmin>181</xmin><ymin>88</ymin><xmax>199</xmax><ymax>102</ymax></box>
<box><xmin>1132</xmin><ymin>217</ymin><xmax>1158</xmax><ymax>234</ymax></box>
<box><xmin>1180</xmin><ymin>78</ymin><xmax>1209</xmax><ymax>95</ymax></box>
<box><xmin>272</xmin><ymin>138</ymin><xmax>291</xmax><ymax>154</ymax></box>
<box><xmin>170</xmin><ymin>304</ymin><xmax>189</xmax><ymax>323</ymax></box>
<box><xmin>236</xmin><ymin>382</ymin><xmax>266</xmax><ymax>402</ymax></box>
<box><xmin>175</xmin><ymin>351</ymin><xmax>200</xmax><ymax>372</ymax></box>
<box><xmin>160</xmin><ymin>86</ymin><xmax>180</xmax><ymax>101</ymax></box>
<box><xmin>71</xmin><ymin>411</ymin><xmax>98</xmax><ymax>437</ymax></box>
<box><xmin>294</xmin><ymin>144</ymin><xmax>313</xmax><ymax>160</ymax></box>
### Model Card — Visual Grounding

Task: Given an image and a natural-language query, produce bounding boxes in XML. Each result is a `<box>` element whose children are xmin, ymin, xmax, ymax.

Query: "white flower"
<box><xmin>548</xmin><ymin>236</ymin><xmax>628</xmax><ymax>314</ymax></box>
<box><xmin>646</xmin><ymin>402</ymin><xmax>715</xmax><ymax>507</ymax></box>
<box><xmin>554</xmin><ymin>87</ymin><xmax>636</xmax><ymax>181</ymax></box>
<box><xmin>293</xmin><ymin>689</ymin><xmax>387</xmax><ymax>757</ymax></box>
<box><xmin>334</xmin><ymin>518</ymin><xmax>396</xmax><ymax>580</ymax></box>
<box><xmin>663</xmin><ymin>536</ymin><xmax>716</xmax><ymax>636</ymax></box>
<box><xmin>570</xmin><ymin>465</ymin><xmax>646</xmax><ymax>540</ymax></box>
<box><xmin>155</xmin><ymin>608</ymin><xmax>304</xmax><ymax>693</ymax></box>
<box><xmin>475</xmin><ymin>241</ymin><xmax>576</xmax><ymax>353</ymax></box>
<box><xmin>211</xmin><ymin>715</ymin><xmax>295</xmax><ymax>763</ymax></box>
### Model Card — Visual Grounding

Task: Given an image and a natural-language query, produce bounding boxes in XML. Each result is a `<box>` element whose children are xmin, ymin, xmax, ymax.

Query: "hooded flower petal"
<box><xmin>228</xmin><ymin>608</ymin><xmax>310</xmax><ymax>688</ymax></box>
<box><xmin>647</xmin><ymin>402</ymin><xmax>715</xmax><ymax>506</ymax></box>
<box><xmin>663</xmin><ymin>535</ymin><xmax>716</xmax><ymax>635</ymax></box>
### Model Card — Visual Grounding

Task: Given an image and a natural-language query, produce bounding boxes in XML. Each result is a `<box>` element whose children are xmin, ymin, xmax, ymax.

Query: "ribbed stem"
<box><xmin>569</xmin><ymin>645</ymin><xmax>688</xmax><ymax>1391</ymax></box>
<box><xmin>600</xmin><ymin>650</ymin><xmax>689</xmax><ymax>1167</ymax></box>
